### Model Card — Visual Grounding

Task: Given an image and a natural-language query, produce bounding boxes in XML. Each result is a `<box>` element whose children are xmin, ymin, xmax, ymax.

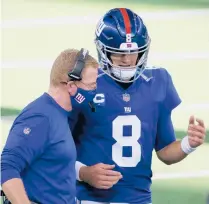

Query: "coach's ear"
<box><xmin>67</xmin><ymin>81</ymin><xmax>78</xmax><ymax>96</ymax></box>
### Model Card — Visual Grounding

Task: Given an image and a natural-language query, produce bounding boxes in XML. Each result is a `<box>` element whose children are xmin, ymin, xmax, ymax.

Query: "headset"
<box><xmin>68</xmin><ymin>48</ymin><xmax>96</xmax><ymax>112</ymax></box>
<box><xmin>68</xmin><ymin>48</ymin><xmax>89</xmax><ymax>81</ymax></box>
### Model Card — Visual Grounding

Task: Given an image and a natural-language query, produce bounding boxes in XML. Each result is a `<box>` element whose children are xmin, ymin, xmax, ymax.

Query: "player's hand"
<box><xmin>79</xmin><ymin>163</ymin><xmax>122</xmax><ymax>189</ymax></box>
<box><xmin>187</xmin><ymin>116</ymin><xmax>206</xmax><ymax>148</ymax></box>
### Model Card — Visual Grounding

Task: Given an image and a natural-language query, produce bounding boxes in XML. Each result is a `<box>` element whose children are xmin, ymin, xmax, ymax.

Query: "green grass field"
<box><xmin>152</xmin><ymin>177</ymin><xmax>209</xmax><ymax>204</ymax></box>
<box><xmin>1</xmin><ymin>0</ymin><xmax>209</xmax><ymax>203</ymax></box>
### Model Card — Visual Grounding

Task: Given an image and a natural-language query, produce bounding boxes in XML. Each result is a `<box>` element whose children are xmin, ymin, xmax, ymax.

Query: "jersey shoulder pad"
<box><xmin>145</xmin><ymin>66</ymin><xmax>170</xmax><ymax>82</ymax></box>
<box><xmin>144</xmin><ymin>66</ymin><xmax>170</xmax><ymax>101</ymax></box>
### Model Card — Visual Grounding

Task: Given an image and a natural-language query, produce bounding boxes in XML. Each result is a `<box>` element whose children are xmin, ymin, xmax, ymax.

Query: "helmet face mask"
<box><xmin>95</xmin><ymin>8</ymin><xmax>151</xmax><ymax>83</ymax></box>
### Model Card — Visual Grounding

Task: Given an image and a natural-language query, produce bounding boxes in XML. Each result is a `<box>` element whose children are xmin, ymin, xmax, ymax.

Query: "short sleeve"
<box><xmin>155</xmin><ymin>70</ymin><xmax>180</xmax><ymax>151</ymax></box>
<box><xmin>163</xmin><ymin>71</ymin><xmax>181</xmax><ymax>111</ymax></box>
<box><xmin>155</xmin><ymin>110</ymin><xmax>176</xmax><ymax>151</ymax></box>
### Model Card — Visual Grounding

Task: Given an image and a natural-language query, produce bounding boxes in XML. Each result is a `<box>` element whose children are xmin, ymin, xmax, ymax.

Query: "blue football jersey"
<box><xmin>69</xmin><ymin>67</ymin><xmax>181</xmax><ymax>204</ymax></box>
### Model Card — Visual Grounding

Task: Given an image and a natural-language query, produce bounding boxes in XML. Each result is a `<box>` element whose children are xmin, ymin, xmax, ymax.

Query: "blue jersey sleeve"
<box><xmin>163</xmin><ymin>71</ymin><xmax>181</xmax><ymax>111</ymax></box>
<box><xmin>155</xmin><ymin>70</ymin><xmax>181</xmax><ymax>151</ymax></box>
<box><xmin>1</xmin><ymin>114</ymin><xmax>49</xmax><ymax>185</ymax></box>
<box><xmin>155</xmin><ymin>110</ymin><xmax>176</xmax><ymax>151</ymax></box>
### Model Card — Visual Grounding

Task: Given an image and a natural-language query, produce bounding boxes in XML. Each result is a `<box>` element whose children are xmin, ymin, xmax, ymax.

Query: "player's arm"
<box><xmin>76</xmin><ymin>162</ymin><xmax>122</xmax><ymax>189</ymax></box>
<box><xmin>156</xmin><ymin>141</ymin><xmax>186</xmax><ymax>165</ymax></box>
<box><xmin>155</xmin><ymin>70</ymin><xmax>206</xmax><ymax>164</ymax></box>
<box><xmin>1</xmin><ymin>115</ymin><xmax>49</xmax><ymax>204</ymax></box>
<box><xmin>154</xmin><ymin>109</ymin><xmax>181</xmax><ymax>165</ymax></box>
<box><xmin>156</xmin><ymin>115</ymin><xmax>206</xmax><ymax>165</ymax></box>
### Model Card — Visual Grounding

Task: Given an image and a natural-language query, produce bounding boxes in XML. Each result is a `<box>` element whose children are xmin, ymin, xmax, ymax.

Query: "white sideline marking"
<box><xmin>2</xmin><ymin>52</ymin><xmax>209</xmax><ymax>69</ymax></box>
<box><xmin>0</xmin><ymin>140</ymin><xmax>208</xmax><ymax>182</ymax></box>
<box><xmin>1</xmin><ymin>9</ymin><xmax>209</xmax><ymax>29</ymax></box>
<box><xmin>153</xmin><ymin>170</ymin><xmax>209</xmax><ymax>180</ymax></box>
<box><xmin>1</xmin><ymin>60</ymin><xmax>53</xmax><ymax>69</ymax></box>
<box><xmin>177</xmin><ymin>103</ymin><xmax>209</xmax><ymax>111</ymax></box>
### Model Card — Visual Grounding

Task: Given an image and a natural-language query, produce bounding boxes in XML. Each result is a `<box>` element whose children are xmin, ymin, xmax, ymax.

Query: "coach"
<box><xmin>1</xmin><ymin>48</ymin><xmax>98</xmax><ymax>204</ymax></box>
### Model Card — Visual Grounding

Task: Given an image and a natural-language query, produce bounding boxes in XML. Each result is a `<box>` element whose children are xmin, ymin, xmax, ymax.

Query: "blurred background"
<box><xmin>1</xmin><ymin>0</ymin><xmax>209</xmax><ymax>203</ymax></box>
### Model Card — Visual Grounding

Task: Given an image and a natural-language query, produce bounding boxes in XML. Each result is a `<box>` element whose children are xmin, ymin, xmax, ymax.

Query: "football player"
<box><xmin>70</xmin><ymin>8</ymin><xmax>206</xmax><ymax>204</ymax></box>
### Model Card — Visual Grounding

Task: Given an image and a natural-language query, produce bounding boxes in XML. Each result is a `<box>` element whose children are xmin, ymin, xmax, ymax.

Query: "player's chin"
<box><xmin>100</xmin><ymin>186</ymin><xmax>113</xmax><ymax>189</ymax></box>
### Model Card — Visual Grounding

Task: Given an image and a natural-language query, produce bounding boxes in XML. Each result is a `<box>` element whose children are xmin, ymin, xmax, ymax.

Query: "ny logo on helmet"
<box><xmin>96</xmin><ymin>19</ymin><xmax>106</xmax><ymax>37</ymax></box>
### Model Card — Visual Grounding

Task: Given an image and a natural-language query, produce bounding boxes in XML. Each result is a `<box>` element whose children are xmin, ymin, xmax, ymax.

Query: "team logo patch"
<box><xmin>122</xmin><ymin>93</ymin><xmax>130</xmax><ymax>102</ymax></box>
<box><xmin>75</xmin><ymin>93</ymin><xmax>85</xmax><ymax>104</ymax></box>
<box><xmin>23</xmin><ymin>127</ymin><xmax>31</xmax><ymax>135</ymax></box>
<box><xmin>124</xmin><ymin>107</ymin><xmax>131</xmax><ymax>113</ymax></box>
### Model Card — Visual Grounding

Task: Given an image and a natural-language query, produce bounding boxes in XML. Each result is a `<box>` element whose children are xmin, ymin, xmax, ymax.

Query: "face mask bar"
<box><xmin>95</xmin><ymin>39</ymin><xmax>150</xmax><ymax>83</ymax></box>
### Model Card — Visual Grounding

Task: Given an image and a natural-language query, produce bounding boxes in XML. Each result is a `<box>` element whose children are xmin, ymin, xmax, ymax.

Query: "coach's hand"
<box><xmin>187</xmin><ymin>116</ymin><xmax>206</xmax><ymax>148</ymax></box>
<box><xmin>79</xmin><ymin>163</ymin><xmax>122</xmax><ymax>189</ymax></box>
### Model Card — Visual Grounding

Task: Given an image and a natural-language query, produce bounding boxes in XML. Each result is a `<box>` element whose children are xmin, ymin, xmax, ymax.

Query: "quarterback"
<box><xmin>70</xmin><ymin>8</ymin><xmax>206</xmax><ymax>204</ymax></box>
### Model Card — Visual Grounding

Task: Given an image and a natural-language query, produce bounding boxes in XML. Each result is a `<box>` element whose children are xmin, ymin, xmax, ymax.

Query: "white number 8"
<box><xmin>112</xmin><ymin>115</ymin><xmax>141</xmax><ymax>167</ymax></box>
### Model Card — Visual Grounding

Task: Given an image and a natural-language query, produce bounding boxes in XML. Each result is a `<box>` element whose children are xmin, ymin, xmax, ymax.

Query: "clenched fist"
<box><xmin>79</xmin><ymin>163</ymin><xmax>122</xmax><ymax>189</ymax></box>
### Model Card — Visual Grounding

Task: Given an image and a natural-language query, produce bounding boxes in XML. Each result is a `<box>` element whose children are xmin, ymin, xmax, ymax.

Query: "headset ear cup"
<box><xmin>68</xmin><ymin>48</ymin><xmax>89</xmax><ymax>81</ymax></box>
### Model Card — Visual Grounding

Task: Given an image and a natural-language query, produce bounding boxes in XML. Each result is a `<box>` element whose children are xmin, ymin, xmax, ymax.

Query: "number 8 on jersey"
<box><xmin>112</xmin><ymin>115</ymin><xmax>142</xmax><ymax>167</ymax></box>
